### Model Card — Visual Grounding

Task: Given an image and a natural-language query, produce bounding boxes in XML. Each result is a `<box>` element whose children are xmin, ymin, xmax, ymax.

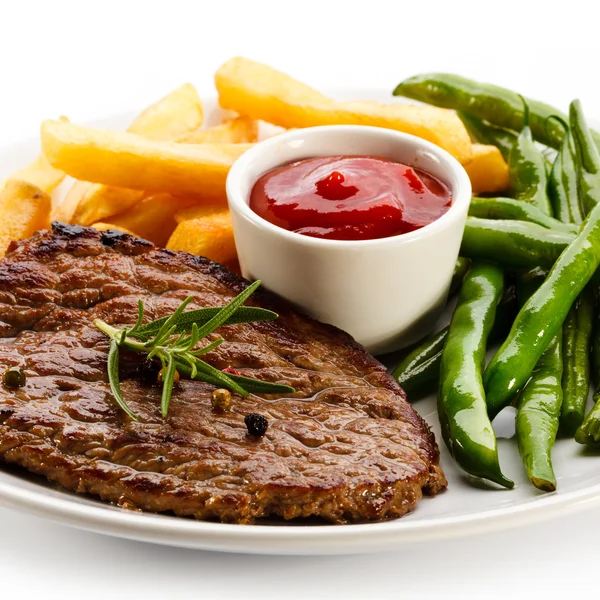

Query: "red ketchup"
<box><xmin>249</xmin><ymin>156</ymin><xmax>452</xmax><ymax>241</ymax></box>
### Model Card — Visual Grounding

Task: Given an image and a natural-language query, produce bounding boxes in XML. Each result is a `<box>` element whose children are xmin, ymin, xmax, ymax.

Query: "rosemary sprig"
<box><xmin>94</xmin><ymin>281</ymin><xmax>295</xmax><ymax>419</ymax></box>
<box><xmin>135</xmin><ymin>306</ymin><xmax>278</xmax><ymax>337</ymax></box>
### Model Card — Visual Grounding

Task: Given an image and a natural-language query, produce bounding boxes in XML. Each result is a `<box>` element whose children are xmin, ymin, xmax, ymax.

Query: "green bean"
<box><xmin>547</xmin><ymin>118</ymin><xmax>583</xmax><ymax>225</ymax></box>
<box><xmin>516</xmin><ymin>332</ymin><xmax>562</xmax><ymax>492</ymax></box>
<box><xmin>468</xmin><ymin>198</ymin><xmax>577</xmax><ymax>234</ymax></box>
<box><xmin>393</xmin><ymin>328</ymin><xmax>447</xmax><ymax>400</ymax></box>
<box><xmin>393</xmin><ymin>286</ymin><xmax>517</xmax><ymax>401</ymax></box>
<box><xmin>560</xmin><ymin>289</ymin><xmax>594</xmax><ymax>435</ymax></box>
<box><xmin>575</xmin><ymin>299</ymin><xmax>600</xmax><ymax>442</ymax></box>
<box><xmin>570</xmin><ymin>100</ymin><xmax>600</xmax><ymax>215</ymax></box>
<box><xmin>513</xmin><ymin>269</ymin><xmax>562</xmax><ymax>491</ymax></box>
<box><xmin>450</xmin><ymin>257</ymin><xmax>471</xmax><ymax>296</ymax></box>
<box><xmin>458</xmin><ymin>112</ymin><xmax>516</xmax><ymax>160</ymax></box>
<box><xmin>460</xmin><ymin>218</ymin><xmax>574</xmax><ymax>271</ymax></box>
<box><xmin>508</xmin><ymin>101</ymin><xmax>552</xmax><ymax>214</ymax></box>
<box><xmin>591</xmin><ymin>291</ymin><xmax>600</xmax><ymax>391</ymax></box>
<box><xmin>438</xmin><ymin>262</ymin><xmax>512</xmax><ymax>488</ymax></box>
<box><xmin>393</xmin><ymin>73</ymin><xmax>600</xmax><ymax>150</ymax></box>
<box><xmin>484</xmin><ymin>196</ymin><xmax>600</xmax><ymax>418</ymax></box>
<box><xmin>565</xmin><ymin>101</ymin><xmax>600</xmax><ymax>446</ymax></box>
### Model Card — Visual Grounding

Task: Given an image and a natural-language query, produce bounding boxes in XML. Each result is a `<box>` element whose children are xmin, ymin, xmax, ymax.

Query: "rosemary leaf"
<box><xmin>175</xmin><ymin>359</ymin><xmax>221</xmax><ymax>387</ymax></box>
<box><xmin>107</xmin><ymin>338</ymin><xmax>138</xmax><ymax>420</ymax></box>
<box><xmin>193</xmin><ymin>359</ymin><xmax>249</xmax><ymax>396</ymax></box>
<box><xmin>151</xmin><ymin>296</ymin><xmax>194</xmax><ymax>343</ymax></box>
<box><xmin>135</xmin><ymin>306</ymin><xmax>277</xmax><ymax>337</ymax></box>
<box><xmin>194</xmin><ymin>281</ymin><xmax>262</xmax><ymax>341</ymax></box>
<box><xmin>160</xmin><ymin>356</ymin><xmax>178</xmax><ymax>417</ymax></box>
<box><xmin>127</xmin><ymin>299</ymin><xmax>145</xmax><ymax>336</ymax></box>
<box><xmin>226</xmin><ymin>374</ymin><xmax>295</xmax><ymax>395</ymax></box>
<box><xmin>190</xmin><ymin>338</ymin><xmax>224</xmax><ymax>356</ymax></box>
<box><xmin>175</xmin><ymin>358</ymin><xmax>248</xmax><ymax>397</ymax></box>
<box><xmin>184</xmin><ymin>323</ymin><xmax>200</xmax><ymax>351</ymax></box>
<box><xmin>147</xmin><ymin>324</ymin><xmax>178</xmax><ymax>351</ymax></box>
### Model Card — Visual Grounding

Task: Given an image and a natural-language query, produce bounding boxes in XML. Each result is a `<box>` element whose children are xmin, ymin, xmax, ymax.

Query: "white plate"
<box><xmin>1</xmin><ymin>90</ymin><xmax>599</xmax><ymax>555</ymax></box>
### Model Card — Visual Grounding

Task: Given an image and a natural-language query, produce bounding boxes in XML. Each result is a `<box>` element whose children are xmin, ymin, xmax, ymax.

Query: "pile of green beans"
<box><xmin>392</xmin><ymin>73</ymin><xmax>600</xmax><ymax>492</ymax></box>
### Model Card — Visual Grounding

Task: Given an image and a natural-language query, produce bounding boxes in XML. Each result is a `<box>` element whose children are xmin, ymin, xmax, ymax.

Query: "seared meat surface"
<box><xmin>0</xmin><ymin>224</ymin><xmax>446</xmax><ymax>523</ymax></box>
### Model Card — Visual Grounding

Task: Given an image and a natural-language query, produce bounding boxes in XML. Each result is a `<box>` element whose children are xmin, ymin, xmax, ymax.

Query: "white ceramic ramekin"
<box><xmin>226</xmin><ymin>125</ymin><xmax>471</xmax><ymax>355</ymax></box>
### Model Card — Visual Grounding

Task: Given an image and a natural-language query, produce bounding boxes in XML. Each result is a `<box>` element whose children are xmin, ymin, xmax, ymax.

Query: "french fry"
<box><xmin>53</xmin><ymin>181</ymin><xmax>143</xmax><ymax>225</ymax></box>
<box><xmin>215</xmin><ymin>57</ymin><xmax>473</xmax><ymax>164</ymax></box>
<box><xmin>167</xmin><ymin>206</ymin><xmax>236</xmax><ymax>264</ymax></box>
<box><xmin>0</xmin><ymin>180</ymin><xmax>51</xmax><ymax>257</ymax></box>
<box><xmin>179</xmin><ymin>116</ymin><xmax>259</xmax><ymax>144</ymax></box>
<box><xmin>108</xmin><ymin>193</ymin><xmax>198</xmax><ymax>246</ymax></box>
<box><xmin>0</xmin><ymin>117</ymin><xmax>69</xmax><ymax>199</ymax></box>
<box><xmin>91</xmin><ymin>222</ymin><xmax>137</xmax><ymax>236</ymax></box>
<box><xmin>55</xmin><ymin>84</ymin><xmax>204</xmax><ymax>225</ymax></box>
<box><xmin>41</xmin><ymin>120</ymin><xmax>250</xmax><ymax>202</ymax></box>
<box><xmin>127</xmin><ymin>83</ymin><xmax>204</xmax><ymax>141</ymax></box>
<box><xmin>464</xmin><ymin>144</ymin><xmax>509</xmax><ymax>194</ymax></box>
<box><xmin>0</xmin><ymin>153</ymin><xmax>65</xmax><ymax>197</ymax></box>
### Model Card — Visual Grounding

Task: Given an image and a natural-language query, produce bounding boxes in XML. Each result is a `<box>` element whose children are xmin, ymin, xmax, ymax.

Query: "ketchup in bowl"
<box><xmin>249</xmin><ymin>156</ymin><xmax>452</xmax><ymax>241</ymax></box>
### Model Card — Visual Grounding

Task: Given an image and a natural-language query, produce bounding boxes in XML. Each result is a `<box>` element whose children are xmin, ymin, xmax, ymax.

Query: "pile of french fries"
<box><xmin>0</xmin><ymin>57</ymin><xmax>509</xmax><ymax>265</ymax></box>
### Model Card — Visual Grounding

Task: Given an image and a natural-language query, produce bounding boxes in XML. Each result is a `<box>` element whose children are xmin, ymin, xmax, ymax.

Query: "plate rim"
<box><xmin>2</xmin><ymin>469</ymin><xmax>600</xmax><ymax>554</ymax></box>
<box><xmin>1</xmin><ymin>92</ymin><xmax>598</xmax><ymax>555</ymax></box>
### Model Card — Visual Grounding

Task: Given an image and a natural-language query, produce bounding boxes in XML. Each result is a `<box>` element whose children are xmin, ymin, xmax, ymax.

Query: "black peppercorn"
<box><xmin>244</xmin><ymin>413</ymin><xmax>268</xmax><ymax>437</ymax></box>
<box><xmin>137</xmin><ymin>360</ymin><xmax>161</xmax><ymax>383</ymax></box>
<box><xmin>2</xmin><ymin>367</ymin><xmax>26</xmax><ymax>388</ymax></box>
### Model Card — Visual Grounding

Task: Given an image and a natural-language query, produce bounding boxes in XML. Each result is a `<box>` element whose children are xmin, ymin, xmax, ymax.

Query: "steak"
<box><xmin>0</xmin><ymin>223</ymin><xmax>446</xmax><ymax>524</ymax></box>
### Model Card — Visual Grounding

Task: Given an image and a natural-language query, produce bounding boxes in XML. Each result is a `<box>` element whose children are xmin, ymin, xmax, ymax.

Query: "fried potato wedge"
<box><xmin>0</xmin><ymin>180</ymin><xmax>51</xmax><ymax>257</ymax></box>
<box><xmin>167</xmin><ymin>206</ymin><xmax>236</xmax><ymax>264</ymax></box>
<box><xmin>215</xmin><ymin>57</ymin><xmax>472</xmax><ymax>163</ymax></box>
<box><xmin>42</xmin><ymin>120</ymin><xmax>251</xmax><ymax>207</ymax></box>
<box><xmin>108</xmin><ymin>193</ymin><xmax>198</xmax><ymax>246</ymax></box>
<box><xmin>91</xmin><ymin>222</ymin><xmax>137</xmax><ymax>236</ymax></box>
<box><xmin>179</xmin><ymin>116</ymin><xmax>259</xmax><ymax>144</ymax></box>
<box><xmin>56</xmin><ymin>84</ymin><xmax>204</xmax><ymax>225</ymax></box>
<box><xmin>464</xmin><ymin>143</ymin><xmax>509</xmax><ymax>194</ymax></box>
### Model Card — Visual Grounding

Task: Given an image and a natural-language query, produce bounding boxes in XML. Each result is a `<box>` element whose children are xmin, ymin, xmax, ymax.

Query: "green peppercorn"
<box><xmin>158</xmin><ymin>367</ymin><xmax>180</xmax><ymax>385</ymax></box>
<box><xmin>2</xmin><ymin>367</ymin><xmax>26</xmax><ymax>388</ymax></box>
<box><xmin>211</xmin><ymin>388</ymin><xmax>232</xmax><ymax>411</ymax></box>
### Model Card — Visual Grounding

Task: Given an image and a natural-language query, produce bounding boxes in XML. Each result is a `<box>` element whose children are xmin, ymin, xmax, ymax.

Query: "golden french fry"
<box><xmin>215</xmin><ymin>57</ymin><xmax>472</xmax><ymax>163</ymax></box>
<box><xmin>42</xmin><ymin>120</ymin><xmax>250</xmax><ymax>202</ymax></box>
<box><xmin>108</xmin><ymin>193</ymin><xmax>199</xmax><ymax>246</ymax></box>
<box><xmin>128</xmin><ymin>83</ymin><xmax>204</xmax><ymax>141</ymax></box>
<box><xmin>1</xmin><ymin>117</ymin><xmax>69</xmax><ymax>200</ymax></box>
<box><xmin>52</xmin><ymin>180</ymin><xmax>84</xmax><ymax>223</ymax></box>
<box><xmin>0</xmin><ymin>153</ymin><xmax>65</xmax><ymax>197</ymax></box>
<box><xmin>58</xmin><ymin>84</ymin><xmax>204</xmax><ymax>226</ymax></box>
<box><xmin>179</xmin><ymin>116</ymin><xmax>259</xmax><ymax>144</ymax></box>
<box><xmin>167</xmin><ymin>206</ymin><xmax>236</xmax><ymax>264</ymax></box>
<box><xmin>0</xmin><ymin>180</ymin><xmax>51</xmax><ymax>257</ymax></box>
<box><xmin>91</xmin><ymin>222</ymin><xmax>137</xmax><ymax>236</ymax></box>
<box><xmin>53</xmin><ymin>181</ymin><xmax>143</xmax><ymax>225</ymax></box>
<box><xmin>464</xmin><ymin>144</ymin><xmax>509</xmax><ymax>194</ymax></box>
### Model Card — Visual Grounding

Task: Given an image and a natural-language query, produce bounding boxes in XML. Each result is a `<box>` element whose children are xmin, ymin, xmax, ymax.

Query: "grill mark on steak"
<box><xmin>0</xmin><ymin>224</ymin><xmax>446</xmax><ymax>523</ymax></box>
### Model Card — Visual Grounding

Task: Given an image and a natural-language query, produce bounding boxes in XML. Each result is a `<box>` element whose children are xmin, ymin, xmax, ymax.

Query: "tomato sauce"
<box><xmin>249</xmin><ymin>156</ymin><xmax>452</xmax><ymax>241</ymax></box>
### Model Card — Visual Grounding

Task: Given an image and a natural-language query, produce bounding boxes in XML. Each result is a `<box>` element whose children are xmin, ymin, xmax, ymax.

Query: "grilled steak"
<box><xmin>0</xmin><ymin>223</ymin><xmax>446</xmax><ymax>524</ymax></box>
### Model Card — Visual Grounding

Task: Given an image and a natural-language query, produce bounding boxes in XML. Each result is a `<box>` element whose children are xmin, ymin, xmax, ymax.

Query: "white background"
<box><xmin>1</xmin><ymin>0</ymin><xmax>599</xmax><ymax>597</ymax></box>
